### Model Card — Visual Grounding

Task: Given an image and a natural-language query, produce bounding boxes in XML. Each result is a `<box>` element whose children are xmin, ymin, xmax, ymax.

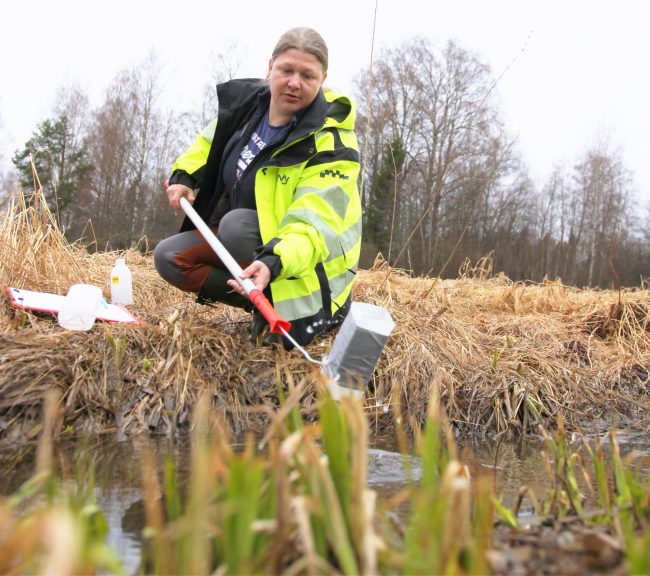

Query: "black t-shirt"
<box><xmin>221</xmin><ymin>112</ymin><xmax>290</xmax><ymax>210</ymax></box>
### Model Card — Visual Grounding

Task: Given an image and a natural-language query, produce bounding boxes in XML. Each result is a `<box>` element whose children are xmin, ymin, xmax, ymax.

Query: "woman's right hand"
<box><xmin>165</xmin><ymin>183</ymin><xmax>195</xmax><ymax>210</ymax></box>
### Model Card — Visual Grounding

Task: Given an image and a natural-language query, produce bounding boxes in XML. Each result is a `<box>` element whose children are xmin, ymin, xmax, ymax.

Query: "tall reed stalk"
<box><xmin>403</xmin><ymin>386</ymin><xmax>492</xmax><ymax>574</ymax></box>
<box><xmin>609</xmin><ymin>430</ymin><xmax>650</xmax><ymax>574</ymax></box>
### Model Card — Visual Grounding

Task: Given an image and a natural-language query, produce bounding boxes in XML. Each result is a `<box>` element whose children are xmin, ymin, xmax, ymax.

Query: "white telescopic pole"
<box><xmin>178</xmin><ymin>197</ymin><xmax>320</xmax><ymax>362</ymax></box>
<box><xmin>179</xmin><ymin>197</ymin><xmax>256</xmax><ymax>295</ymax></box>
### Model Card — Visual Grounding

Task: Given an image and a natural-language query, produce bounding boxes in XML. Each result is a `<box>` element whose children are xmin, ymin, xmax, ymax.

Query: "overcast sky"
<box><xmin>1</xmin><ymin>0</ymin><xmax>648</xmax><ymax>204</ymax></box>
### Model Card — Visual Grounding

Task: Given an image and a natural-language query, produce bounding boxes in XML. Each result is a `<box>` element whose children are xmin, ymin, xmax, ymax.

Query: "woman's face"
<box><xmin>267</xmin><ymin>48</ymin><xmax>327</xmax><ymax>125</ymax></box>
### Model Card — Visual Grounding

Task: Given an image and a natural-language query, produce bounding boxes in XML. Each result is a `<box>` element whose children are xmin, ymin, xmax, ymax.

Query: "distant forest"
<box><xmin>2</xmin><ymin>38</ymin><xmax>649</xmax><ymax>288</ymax></box>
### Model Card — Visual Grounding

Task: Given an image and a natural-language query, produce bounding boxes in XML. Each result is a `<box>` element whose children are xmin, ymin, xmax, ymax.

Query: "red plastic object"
<box><xmin>248</xmin><ymin>289</ymin><xmax>291</xmax><ymax>334</ymax></box>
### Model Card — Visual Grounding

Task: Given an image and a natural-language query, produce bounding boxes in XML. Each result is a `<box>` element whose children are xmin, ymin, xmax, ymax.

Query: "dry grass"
<box><xmin>2</xmin><ymin>189</ymin><xmax>650</xmax><ymax>443</ymax></box>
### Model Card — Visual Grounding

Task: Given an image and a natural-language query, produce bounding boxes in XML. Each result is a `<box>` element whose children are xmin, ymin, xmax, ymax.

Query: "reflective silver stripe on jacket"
<box><xmin>282</xmin><ymin>187</ymin><xmax>360</xmax><ymax>261</ymax></box>
<box><xmin>275</xmin><ymin>289</ymin><xmax>323</xmax><ymax>319</ymax></box>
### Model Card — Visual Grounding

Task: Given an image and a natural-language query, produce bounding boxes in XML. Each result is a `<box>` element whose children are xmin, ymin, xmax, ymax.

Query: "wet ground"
<box><xmin>1</xmin><ymin>429</ymin><xmax>649</xmax><ymax>574</ymax></box>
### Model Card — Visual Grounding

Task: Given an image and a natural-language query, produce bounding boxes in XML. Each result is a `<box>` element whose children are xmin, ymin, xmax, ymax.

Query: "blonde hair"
<box><xmin>272</xmin><ymin>27</ymin><xmax>329</xmax><ymax>72</ymax></box>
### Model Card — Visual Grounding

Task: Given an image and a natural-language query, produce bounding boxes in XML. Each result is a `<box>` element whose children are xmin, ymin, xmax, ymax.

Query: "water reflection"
<box><xmin>462</xmin><ymin>438</ymin><xmax>550</xmax><ymax>507</ymax></box>
<box><xmin>367</xmin><ymin>448</ymin><xmax>421</xmax><ymax>486</ymax></box>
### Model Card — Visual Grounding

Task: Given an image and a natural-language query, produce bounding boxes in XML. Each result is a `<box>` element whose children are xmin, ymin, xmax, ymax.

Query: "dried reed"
<box><xmin>2</xmin><ymin>187</ymin><xmax>650</xmax><ymax>444</ymax></box>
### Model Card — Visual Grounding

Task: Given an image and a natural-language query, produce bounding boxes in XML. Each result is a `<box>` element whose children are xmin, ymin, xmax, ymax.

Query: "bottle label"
<box><xmin>111</xmin><ymin>276</ymin><xmax>120</xmax><ymax>284</ymax></box>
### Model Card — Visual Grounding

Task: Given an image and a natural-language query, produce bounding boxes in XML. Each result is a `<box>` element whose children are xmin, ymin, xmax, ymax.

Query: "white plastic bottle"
<box><xmin>110</xmin><ymin>258</ymin><xmax>133</xmax><ymax>305</ymax></box>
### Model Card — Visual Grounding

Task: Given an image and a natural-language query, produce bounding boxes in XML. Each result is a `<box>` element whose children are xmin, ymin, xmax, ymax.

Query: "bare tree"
<box><xmin>571</xmin><ymin>144</ymin><xmax>631</xmax><ymax>286</ymax></box>
<box><xmin>51</xmin><ymin>85</ymin><xmax>93</xmax><ymax>236</ymax></box>
<box><xmin>537</xmin><ymin>166</ymin><xmax>570</xmax><ymax>280</ymax></box>
<box><xmin>182</xmin><ymin>39</ymin><xmax>246</xmax><ymax>139</ymax></box>
<box><xmin>88</xmin><ymin>52</ymin><xmax>184</xmax><ymax>247</ymax></box>
<box><xmin>355</xmin><ymin>37</ymin><xmax>516</xmax><ymax>275</ymax></box>
<box><xmin>0</xmin><ymin>111</ymin><xmax>14</xmax><ymax>204</ymax></box>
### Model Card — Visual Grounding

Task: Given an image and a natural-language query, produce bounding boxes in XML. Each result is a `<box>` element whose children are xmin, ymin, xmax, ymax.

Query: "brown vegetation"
<box><xmin>1</xmin><ymin>191</ymin><xmax>650</xmax><ymax>446</ymax></box>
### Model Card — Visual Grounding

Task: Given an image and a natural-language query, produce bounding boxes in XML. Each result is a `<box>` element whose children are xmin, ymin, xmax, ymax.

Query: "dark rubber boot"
<box><xmin>196</xmin><ymin>267</ymin><xmax>250</xmax><ymax>310</ymax></box>
<box><xmin>251</xmin><ymin>309</ymin><xmax>267</xmax><ymax>339</ymax></box>
<box><xmin>250</xmin><ymin>308</ymin><xmax>287</xmax><ymax>348</ymax></box>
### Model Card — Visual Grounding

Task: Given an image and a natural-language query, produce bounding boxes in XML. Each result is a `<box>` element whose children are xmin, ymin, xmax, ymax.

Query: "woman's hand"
<box><xmin>227</xmin><ymin>260</ymin><xmax>272</xmax><ymax>295</ymax></box>
<box><xmin>166</xmin><ymin>183</ymin><xmax>195</xmax><ymax>210</ymax></box>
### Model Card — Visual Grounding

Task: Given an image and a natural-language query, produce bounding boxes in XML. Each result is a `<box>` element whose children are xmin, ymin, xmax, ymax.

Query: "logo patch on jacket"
<box><xmin>320</xmin><ymin>169</ymin><xmax>349</xmax><ymax>180</ymax></box>
<box><xmin>278</xmin><ymin>175</ymin><xmax>290</xmax><ymax>184</ymax></box>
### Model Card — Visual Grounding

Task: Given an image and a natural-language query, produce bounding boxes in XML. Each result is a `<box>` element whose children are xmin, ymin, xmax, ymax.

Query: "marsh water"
<box><xmin>2</xmin><ymin>429</ymin><xmax>649</xmax><ymax>574</ymax></box>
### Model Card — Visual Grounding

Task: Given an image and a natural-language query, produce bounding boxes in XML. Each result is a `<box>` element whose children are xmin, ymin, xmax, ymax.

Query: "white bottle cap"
<box><xmin>116</xmin><ymin>258</ymin><xmax>125</xmax><ymax>265</ymax></box>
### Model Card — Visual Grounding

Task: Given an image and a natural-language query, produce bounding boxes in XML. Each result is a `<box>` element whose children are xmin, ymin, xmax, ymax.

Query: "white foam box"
<box><xmin>321</xmin><ymin>302</ymin><xmax>394</xmax><ymax>398</ymax></box>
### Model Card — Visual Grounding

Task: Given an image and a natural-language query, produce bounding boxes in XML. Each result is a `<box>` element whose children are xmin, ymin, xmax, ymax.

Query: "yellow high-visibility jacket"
<box><xmin>168</xmin><ymin>78</ymin><xmax>362</xmax><ymax>345</ymax></box>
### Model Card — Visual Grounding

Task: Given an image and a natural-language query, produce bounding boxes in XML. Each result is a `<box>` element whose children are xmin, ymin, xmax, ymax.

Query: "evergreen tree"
<box><xmin>12</xmin><ymin>114</ymin><xmax>92</xmax><ymax>234</ymax></box>
<box><xmin>365</xmin><ymin>137</ymin><xmax>406</xmax><ymax>259</ymax></box>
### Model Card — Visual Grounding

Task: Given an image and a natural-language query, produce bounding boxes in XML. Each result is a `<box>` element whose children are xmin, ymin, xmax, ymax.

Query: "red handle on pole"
<box><xmin>249</xmin><ymin>289</ymin><xmax>291</xmax><ymax>334</ymax></box>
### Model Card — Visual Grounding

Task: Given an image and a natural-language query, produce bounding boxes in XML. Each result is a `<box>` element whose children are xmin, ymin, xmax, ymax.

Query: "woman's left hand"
<box><xmin>227</xmin><ymin>260</ymin><xmax>272</xmax><ymax>295</ymax></box>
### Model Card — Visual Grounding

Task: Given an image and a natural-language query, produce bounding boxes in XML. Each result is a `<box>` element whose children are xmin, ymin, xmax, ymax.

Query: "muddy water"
<box><xmin>1</xmin><ymin>431</ymin><xmax>648</xmax><ymax>574</ymax></box>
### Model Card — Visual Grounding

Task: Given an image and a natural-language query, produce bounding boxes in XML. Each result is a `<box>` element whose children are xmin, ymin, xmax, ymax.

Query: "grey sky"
<box><xmin>1</xmin><ymin>0</ymin><xmax>648</xmax><ymax>204</ymax></box>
